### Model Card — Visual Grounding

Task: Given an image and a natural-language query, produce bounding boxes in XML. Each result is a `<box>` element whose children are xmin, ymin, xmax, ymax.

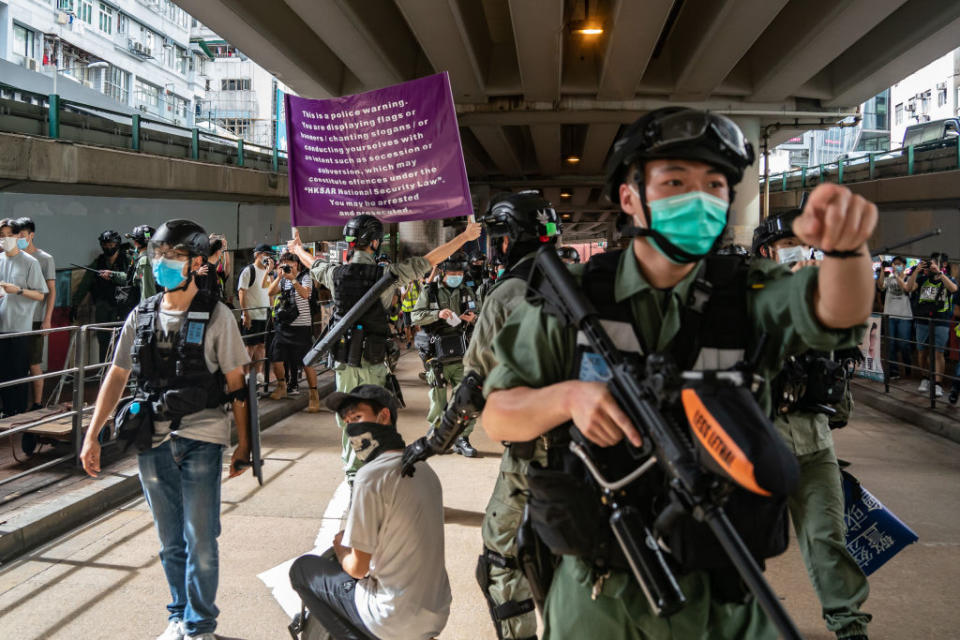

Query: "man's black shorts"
<box><xmin>242</xmin><ymin>319</ymin><xmax>268</xmax><ymax>346</ymax></box>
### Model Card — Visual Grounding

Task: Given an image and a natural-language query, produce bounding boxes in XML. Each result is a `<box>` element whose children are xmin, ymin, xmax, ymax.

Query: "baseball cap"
<box><xmin>325</xmin><ymin>384</ymin><xmax>399</xmax><ymax>425</ymax></box>
<box><xmin>254</xmin><ymin>243</ymin><xmax>273</xmax><ymax>254</ymax></box>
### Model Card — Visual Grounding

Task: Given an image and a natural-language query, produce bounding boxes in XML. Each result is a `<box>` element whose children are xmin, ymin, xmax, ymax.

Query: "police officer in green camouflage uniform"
<box><xmin>287</xmin><ymin>216</ymin><xmax>480</xmax><ymax>481</ymax></box>
<box><xmin>481</xmin><ymin>107</ymin><xmax>879</xmax><ymax>640</ymax></box>
<box><xmin>754</xmin><ymin>212</ymin><xmax>871</xmax><ymax>640</ymax></box>
<box><xmin>412</xmin><ymin>251</ymin><xmax>481</xmax><ymax>457</ymax></box>
<box><xmin>401</xmin><ymin>190</ymin><xmax>562</xmax><ymax>640</ymax></box>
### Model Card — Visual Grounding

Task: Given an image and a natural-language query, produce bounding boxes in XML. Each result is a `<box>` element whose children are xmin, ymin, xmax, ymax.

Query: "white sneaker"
<box><xmin>156</xmin><ymin>620</ymin><xmax>184</xmax><ymax>640</ymax></box>
<box><xmin>256</xmin><ymin>372</ymin><xmax>265</xmax><ymax>385</ymax></box>
<box><xmin>935</xmin><ymin>384</ymin><xmax>944</xmax><ymax>398</ymax></box>
<box><xmin>918</xmin><ymin>379</ymin><xmax>930</xmax><ymax>393</ymax></box>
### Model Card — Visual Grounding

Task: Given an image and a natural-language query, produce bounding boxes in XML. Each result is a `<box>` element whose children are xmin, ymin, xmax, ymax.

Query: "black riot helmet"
<box><xmin>149</xmin><ymin>219</ymin><xmax>210</xmax><ymax>259</ymax></box>
<box><xmin>556</xmin><ymin>246</ymin><xmax>581</xmax><ymax>263</ymax></box>
<box><xmin>125</xmin><ymin>224</ymin><xmax>155</xmax><ymax>248</ymax></box>
<box><xmin>480</xmin><ymin>190</ymin><xmax>561</xmax><ymax>268</ymax></box>
<box><xmin>99</xmin><ymin>229</ymin><xmax>122</xmax><ymax>246</ymax></box>
<box><xmin>343</xmin><ymin>214</ymin><xmax>383</xmax><ymax>249</ymax></box>
<box><xmin>752</xmin><ymin>193</ymin><xmax>807</xmax><ymax>255</ymax></box>
<box><xmin>604</xmin><ymin>107</ymin><xmax>755</xmax><ymax>205</ymax></box>
<box><xmin>440</xmin><ymin>250</ymin><xmax>470</xmax><ymax>274</ymax></box>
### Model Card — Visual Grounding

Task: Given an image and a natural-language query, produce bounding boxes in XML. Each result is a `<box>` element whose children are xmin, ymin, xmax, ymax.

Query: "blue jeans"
<box><xmin>139</xmin><ymin>438</ymin><xmax>224</xmax><ymax>636</ymax></box>
<box><xmin>887</xmin><ymin>317</ymin><xmax>913</xmax><ymax>374</ymax></box>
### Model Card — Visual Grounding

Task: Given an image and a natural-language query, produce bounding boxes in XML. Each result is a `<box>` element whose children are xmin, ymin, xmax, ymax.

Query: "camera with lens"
<box><xmin>280</xmin><ymin>265</ymin><xmax>292</xmax><ymax>274</ymax></box>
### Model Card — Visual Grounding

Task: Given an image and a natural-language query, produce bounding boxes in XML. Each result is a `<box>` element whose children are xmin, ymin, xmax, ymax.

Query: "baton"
<box><xmin>872</xmin><ymin>228</ymin><xmax>941</xmax><ymax>257</ymax></box>
<box><xmin>71</xmin><ymin>263</ymin><xmax>105</xmax><ymax>275</ymax></box>
<box><xmin>303</xmin><ymin>270</ymin><xmax>397</xmax><ymax>366</ymax></box>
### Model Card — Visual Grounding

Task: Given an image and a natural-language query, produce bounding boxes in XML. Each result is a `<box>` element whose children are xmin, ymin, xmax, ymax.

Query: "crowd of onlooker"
<box><xmin>875</xmin><ymin>252</ymin><xmax>960</xmax><ymax>403</ymax></box>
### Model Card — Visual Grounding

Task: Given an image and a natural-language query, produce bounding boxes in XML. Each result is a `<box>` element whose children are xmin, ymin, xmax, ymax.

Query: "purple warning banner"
<box><xmin>284</xmin><ymin>72</ymin><xmax>471</xmax><ymax>227</ymax></box>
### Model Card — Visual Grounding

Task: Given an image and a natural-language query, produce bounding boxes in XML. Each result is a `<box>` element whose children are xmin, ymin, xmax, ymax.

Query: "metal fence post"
<box><xmin>838</xmin><ymin>156</ymin><xmax>845</xmax><ymax>184</ymax></box>
<box><xmin>272</xmin><ymin>140</ymin><xmax>279</xmax><ymax>172</ymax></box>
<box><xmin>48</xmin><ymin>94</ymin><xmax>60</xmax><ymax>139</ymax></box>
<box><xmin>781</xmin><ymin>172</ymin><xmax>788</xmax><ymax>191</ymax></box>
<box><xmin>237</xmin><ymin>138</ymin><xmax>244</xmax><ymax>167</ymax></box>
<box><xmin>191</xmin><ymin>128</ymin><xmax>200</xmax><ymax>160</ymax></box>
<box><xmin>72</xmin><ymin>327</ymin><xmax>87</xmax><ymax>467</ymax></box>
<box><xmin>818</xmin><ymin>163</ymin><xmax>825</xmax><ymax>184</ymax></box>
<box><xmin>907</xmin><ymin>145</ymin><xmax>915</xmax><ymax>175</ymax></box>
<box><xmin>131</xmin><ymin>113</ymin><xmax>140</xmax><ymax>151</ymax></box>
<box><xmin>883</xmin><ymin>313</ymin><xmax>890</xmax><ymax>394</ymax></box>
<box><xmin>869</xmin><ymin>153</ymin><xmax>876</xmax><ymax>180</ymax></box>
<box><xmin>800</xmin><ymin>167</ymin><xmax>807</xmax><ymax>188</ymax></box>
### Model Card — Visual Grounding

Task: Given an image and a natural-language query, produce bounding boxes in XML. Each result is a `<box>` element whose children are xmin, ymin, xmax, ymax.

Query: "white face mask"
<box><xmin>0</xmin><ymin>237</ymin><xmax>17</xmax><ymax>253</ymax></box>
<box><xmin>777</xmin><ymin>245</ymin><xmax>808</xmax><ymax>265</ymax></box>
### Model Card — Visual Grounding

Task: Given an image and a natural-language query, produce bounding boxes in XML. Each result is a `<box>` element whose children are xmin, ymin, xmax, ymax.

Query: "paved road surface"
<box><xmin>0</xmin><ymin>353</ymin><xmax>956</xmax><ymax>639</ymax></box>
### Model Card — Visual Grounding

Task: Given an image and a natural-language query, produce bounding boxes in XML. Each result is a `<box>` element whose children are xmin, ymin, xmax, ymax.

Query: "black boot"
<box><xmin>453</xmin><ymin>436</ymin><xmax>478</xmax><ymax>458</ymax></box>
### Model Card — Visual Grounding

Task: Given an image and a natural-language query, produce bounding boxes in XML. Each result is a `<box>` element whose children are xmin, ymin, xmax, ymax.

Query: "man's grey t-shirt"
<box><xmin>113</xmin><ymin>298</ymin><xmax>250</xmax><ymax>445</ymax></box>
<box><xmin>343</xmin><ymin>451</ymin><xmax>451</xmax><ymax>640</ymax></box>
<box><xmin>28</xmin><ymin>248</ymin><xmax>55</xmax><ymax>321</ymax></box>
<box><xmin>0</xmin><ymin>251</ymin><xmax>48</xmax><ymax>333</ymax></box>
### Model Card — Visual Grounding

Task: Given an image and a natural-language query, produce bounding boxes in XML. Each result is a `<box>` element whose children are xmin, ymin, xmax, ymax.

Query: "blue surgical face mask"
<box><xmin>153</xmin><ymin>257</ymin><xmax>188</xmax><ymax>290</ymax></box>
<box><xmin>444</xmin><ymin>275</ymin><xmax>463</xmax><ymax>288</ymax></box>
<box><xmin>642</xmin><ymin>189</ymin><xmax>729</xmax><ymax>263</ymax></box>
<box><xmin>17</xmin><ymin>238</ymin><xmax>29</xmax><ymax>250</ymax></box>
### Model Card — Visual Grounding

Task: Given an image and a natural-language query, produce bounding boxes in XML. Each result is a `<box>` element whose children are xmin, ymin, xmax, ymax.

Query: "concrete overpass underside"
<box><xmin>175</xmin><ymin>0</ymin><xmax>960</xmax><ymax>241</ymax></box>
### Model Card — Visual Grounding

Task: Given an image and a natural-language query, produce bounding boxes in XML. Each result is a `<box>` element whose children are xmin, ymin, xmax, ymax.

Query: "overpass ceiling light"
<box><xmin>560</xmin><ymin>190</ymin><xmax>572</xmax><ymax>199</ymax></box>
<box><xmin>566</xmin><ymin>155</ymin><xmax>581</xmax><ymax>164</ymax></box>
<box><xmin>570</xmin><ymin>20</ymin><xmax>604</xmax><ymax>36</ymax></box>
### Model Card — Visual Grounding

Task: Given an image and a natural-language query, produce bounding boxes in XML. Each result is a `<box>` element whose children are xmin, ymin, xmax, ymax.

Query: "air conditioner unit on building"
<box><xmin>138</xmin><ymin>104</ymin><xmax>149</xmax><ymax>113</ymax></box>
<box><xmin>57</xmin><ymin>12</ymin><xmax>70</xmax><ymax>25</ymax></box>
<box><xmin>26</xmin><ymin>59</ymin><xmax>40</xmax><ymax>71</ymax></box>
<box><xmin>906</xmin><ymin>103</ymin><xmax>916</xmax><ymax>112</ymax></box>
<box><xmin>83</xmin><ymin>80</ymin><xmax>94</xmax><ymax>88</ymax></box>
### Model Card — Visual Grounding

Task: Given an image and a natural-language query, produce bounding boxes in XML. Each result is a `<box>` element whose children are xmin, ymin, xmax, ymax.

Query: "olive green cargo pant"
<box><xmin>425</xmin><ymin>360</ymin><xmax>476</xmax><ymax>439</ymax></box>
<box><xmin>542</xmin><ymin>557</ymin><xmax>777</xmax><ymax>640</ymax></box>
<box><xmin>790</xmin><ymin>446</ymin><xmax>871</xmax><ymax>637</ymax></box>
<box><xmin>479</xmin><ymin>447</ymin><xmax>545</xmax><ymax>639</ymax></box>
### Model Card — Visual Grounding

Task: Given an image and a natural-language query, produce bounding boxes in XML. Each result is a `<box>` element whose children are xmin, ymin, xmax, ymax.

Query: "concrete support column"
<box><xmin>728</xmin><ymin>116</ymin><xmax>761</xmax><ymax>248</ymax></box>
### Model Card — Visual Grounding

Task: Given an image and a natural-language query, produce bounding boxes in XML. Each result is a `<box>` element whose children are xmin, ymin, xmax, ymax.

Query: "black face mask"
<box><xmin>102</xmin><ymin>245</ymin><xmax>118</xmax><ymax>257</ymax></box>
<box><xmin>345</xmin><ymin>421</ymin><xmax>405</xmax><ymax>464</ymax></box>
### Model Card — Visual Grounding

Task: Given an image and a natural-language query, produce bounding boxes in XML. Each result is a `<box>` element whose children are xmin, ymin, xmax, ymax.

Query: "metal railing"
<box><xmin>0</xmin><ymin>81</ymin><xmax>288</xmax><ymax>172</ymax></box>
<box><xmin>866</xmin><ymin>312</ymin><xmax>960</xmax><ymax>410</ymax></box>
<box><xmin>760</xmin><ymin>140</ymin><xmax>960</xmax><ymax>192</ymax></box>
<box><xmin>0</xmin><ymin>302</ymin><xmax>333</xmax><ymax>493</ymax></box>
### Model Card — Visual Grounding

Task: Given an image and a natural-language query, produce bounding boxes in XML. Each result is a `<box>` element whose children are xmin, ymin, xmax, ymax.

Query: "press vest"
<box><xmin>130</xmin><ymin>291</ymin><xmax>225</xmax><ymax>412</ymax></box>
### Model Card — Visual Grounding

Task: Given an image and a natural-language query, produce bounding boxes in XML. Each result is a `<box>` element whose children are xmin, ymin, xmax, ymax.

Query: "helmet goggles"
<box><xmin>645</xmin><ymin>110</ymin><xmax>752</xmax><ymax>165</ymax></box>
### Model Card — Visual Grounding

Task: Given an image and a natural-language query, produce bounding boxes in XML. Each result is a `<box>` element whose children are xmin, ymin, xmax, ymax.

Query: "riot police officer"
<box><xmin>73</xmin><ymin>229</ymin><xmax>133</xmax><ymax>361</ymax></box>
<box><xmin>556</xmin><ymin>246</ymin><xmax>580</xmax><ymax>264</ymax></box>
<box><xmin>402</xmin><ymin>189</ymin><xmax>561</xmax><ymax>640</ymax></box>
<box><xmin>411</xmin><ymin>250</ymin><xmax>481</xmax><ymax>457</ymax></box>
<box><xmin>754</xmin><ymin>209</ymin><xmax>871</xmax><ymax>640</ymax></box>
<box><xmin>481</xmin><ymin>107</ymin><xmax>878</xmax><ymax>639</ymax></box>
<box><xmin>287</xmin><ymin>215</ymin><xmax>480</xmax><ymax>482</ymax></box>
<box><xmin>79</xmin><ymin>219</ymin><xmax>252</xmax><ymax>640</ymax></box>
<box><xmin>113</xmin><ymin>225</ymin><xmax>157</xmax><ymax>312</ymax></box>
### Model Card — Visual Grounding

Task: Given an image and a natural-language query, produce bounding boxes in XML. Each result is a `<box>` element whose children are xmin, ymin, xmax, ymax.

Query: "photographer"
<box><xmin>289</xmin><ymin>385</ymin><xmax>450</xmax><ymax>640</ymax></box>
<box><xmin>238</xmin><ymin>244</ymin><xmax>275</xmax><ymax>383</ymax></box>
<box><xmin>196</xmin><ymin>234</ymin><xmax>231</xmax><ymax>303</ymax></box>
<box><xmin>266</xmin><ymin>252</ymin><xmax>321</xmax><ymax>412</ymax></box>
<box><xmin>905</xmin><ymin>252</ymin><xmax>957</xmax><ymax>397</ymax></box>
<box><xmin>878</xmin><ymin>256</ymin><xmax>913</xmax><ymax>379</ymax></box>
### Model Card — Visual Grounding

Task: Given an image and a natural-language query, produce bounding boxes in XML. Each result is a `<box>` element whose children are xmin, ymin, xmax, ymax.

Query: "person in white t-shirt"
<box><xmin>237</xmin><ymin>243</ymin><xmax>275</xmax><ymax>381</ymax></box>
<box><xmin>878</xmin><ymin>255</ymin><xmax>913</xmax><ymax>379</ymax></box>
<box><xmin>289</xmin><ymin>385</ymin><xmax>451</xmax><ymax>640</ymax></box>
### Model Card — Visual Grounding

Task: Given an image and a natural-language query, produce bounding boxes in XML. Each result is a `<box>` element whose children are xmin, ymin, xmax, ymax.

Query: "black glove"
<box><xmin>400</xmin><ymin>436</ymin><xmax>433</xmax><ymax>477</ymax></box>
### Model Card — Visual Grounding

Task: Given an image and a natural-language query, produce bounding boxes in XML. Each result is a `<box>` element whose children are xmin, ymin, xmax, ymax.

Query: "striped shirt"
<box><xmin>280</xmin><ymin>272</ymin><xmax>313</xmax><ymax>327</ymax></box>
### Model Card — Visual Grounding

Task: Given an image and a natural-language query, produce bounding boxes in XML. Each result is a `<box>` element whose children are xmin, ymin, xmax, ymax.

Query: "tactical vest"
<box><xmin>331</xmin><ymin>262</ymin><xmax>389</xmax><ymax>366</ymax></box>
<box><xmin>421</xmin><ymin>282</ymin><xmax>478</xmax><ymax>337</ymax></box>
<box><xmin>529</xmin><ymin>250</ymin><xmax>789</xmax><ymax>577</ymax></box>
<box><xmin>130</xmin><ymin>291</ymin><xmax>226</xmax><ymax>423</ymax></box>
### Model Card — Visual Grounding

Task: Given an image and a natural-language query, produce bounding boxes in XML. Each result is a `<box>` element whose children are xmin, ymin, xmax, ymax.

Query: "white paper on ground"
<box><xmin>257</xmin><ymin>479</ymin><xmax>352</xmax><ymax>618</ymax></box>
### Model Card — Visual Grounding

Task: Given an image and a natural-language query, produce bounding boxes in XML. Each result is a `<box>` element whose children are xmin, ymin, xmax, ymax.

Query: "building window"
<box><xmin>104</xmin><ymin>65</ymin><xmax>129</xmax><ymax>103</ymax></box>
<box><xmin>219</xmin><ymin>118</ymin><xmax>252</xmax><ymax>137</ymax></box>
<box><xmin>220</xmin><ymin>78</ymin><xmax>251</xmax><ymax>91</ymax></box>
<box><xmin>117</xmin><ymin>12</ymin><xmax>127</xmax><ymax>34</ymax></box>
<box><xmin>176</xmin><ymin>46</ymin><xmax>188</xmax><ymax>74</ymax></box>
<box><xmin>135</xmin><ymin>79</ymin><xmax>160</xmax><ymax>111</ymax></box>
<box><xmin>894</xmin><ymin>103</ymin><xmax>903</xmax><ymax>125</ymax></box>
<box><xmin>919</xmin><ymin>90</ymin><xmax>931</xmax><ymax>114</ymax></box>
<box><xmin>938</xmin><ymin>85</ymin><xmax>948</xmax><ymax>108</ymax></box>
<box><xmin>13</xmin><ymin>24</ymin><xmax>36</xmax><ymax>61</ymax></box>
<box><xmin>79</xmin><ymin>0</ymin><xmax>93</xmax><ymax>24</ymax></box>
<box><xmin>98</xmin><ymin>2</ymin><xmax>113</xmax><ymax>34</ymax></box>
